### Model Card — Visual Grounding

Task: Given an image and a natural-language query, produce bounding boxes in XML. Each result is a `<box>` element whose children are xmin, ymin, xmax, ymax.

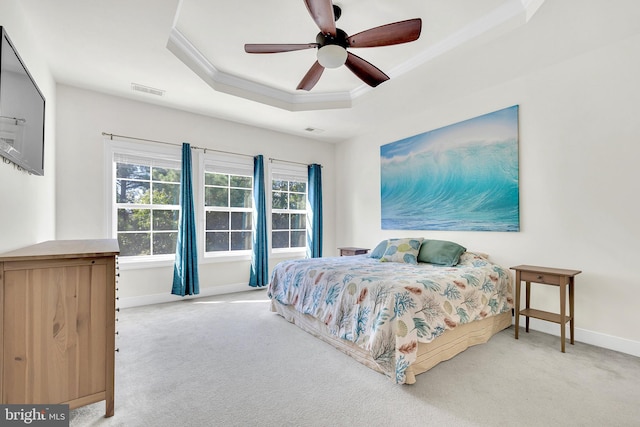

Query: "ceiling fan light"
<box><xmin>317</xmin><ymin>45</ymin><xmax>347</xmax><ymax>69</ymax></box>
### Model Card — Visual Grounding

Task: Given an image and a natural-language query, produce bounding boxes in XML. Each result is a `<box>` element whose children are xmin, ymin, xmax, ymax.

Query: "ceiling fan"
<box><xmin>244</xmin><ymin>0</ymin><xmax>422</xmax><ymax>91</ymax></box>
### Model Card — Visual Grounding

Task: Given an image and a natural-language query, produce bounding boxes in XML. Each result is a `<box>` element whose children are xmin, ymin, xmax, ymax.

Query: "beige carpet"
<box><xmin>70</xmin><ymin>289</ymin><xmax>640</xmax><ymax>426</ymax></box>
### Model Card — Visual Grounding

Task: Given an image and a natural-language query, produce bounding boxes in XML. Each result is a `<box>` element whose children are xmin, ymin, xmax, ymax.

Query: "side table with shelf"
<box><xmin>510</xmin><ymin>265</ymin><xmax>582</xmax><ymax>352</ymax></box>
<box><xmin>338</xmin><ymin>247</ymin><xmax>370</xmax><ymax>256</ymax></box>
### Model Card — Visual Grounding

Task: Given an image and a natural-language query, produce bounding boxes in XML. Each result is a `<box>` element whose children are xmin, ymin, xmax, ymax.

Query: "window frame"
<box><xmin>201</xmin><ymin>152</ymin><xmax>255</xmax><ymax>260</ymax></box>
<box><xmin>269</xmin><ymin>163</ymin><xmax>308</xmax><ymax>256</ymax></box>
<box><xmin>106</xmin><ymin>139</ymin><xmax>313</xmax><ymax>267</ymax></box>
<box><xmin>106</xmin><ymin>139</ymin><xmax>182</xmax><ymax>266</ymax></box>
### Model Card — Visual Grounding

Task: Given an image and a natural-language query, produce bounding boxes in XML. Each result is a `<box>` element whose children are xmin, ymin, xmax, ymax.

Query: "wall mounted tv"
<box><xmin>0</xmin><ymin>26</ymin><xmax>45</xmax><ymax>176</ymax></box>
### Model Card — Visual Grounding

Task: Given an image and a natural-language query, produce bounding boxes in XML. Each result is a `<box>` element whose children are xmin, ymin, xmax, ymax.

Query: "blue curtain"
<box><xmin>172</xmin><ymin>143</ymin><xmax>200</xmax><ymax>296</ymax></box>
<box><xmin>249</xmin><ymin>155</ymin><xmax>268</xmax><ymax>287</ymax></box>
<box><xmin>306</xmin><ymin>163</ymin><xmax>323</xmax><ymax>258</ymax></box>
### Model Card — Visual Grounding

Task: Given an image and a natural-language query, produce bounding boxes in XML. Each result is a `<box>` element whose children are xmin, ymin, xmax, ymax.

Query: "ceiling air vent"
<box><xmin>304</xmin><ymin>127</ymin><xmax>324</xmax><ymax>134</ymax></box>
<box><xmin>131</xmin><ymin>83</ymin><xmax>165</xmax><ymax>97</ymax></box>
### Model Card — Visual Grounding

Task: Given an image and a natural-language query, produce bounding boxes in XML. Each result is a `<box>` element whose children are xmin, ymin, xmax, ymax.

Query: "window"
<box><xmin>271</xmin><ymin>166</ymin><xmax>307</xmax><ymax>250</ymax></box>
<box><xmin>203</xmin><ymin>155</ymin><xmax>254</xmax><ymax>255</ymax></box>
<box><xmin>113</xmin><ymin>152</ymin><xmax>181</xmax><ymax>258</ymax></box>
<box><xmin>108</xmin><ymin>139</ymin><xmax>316</xmax><ymax>263</ymax></box>
<box><xmin>109</xmin><ymin>142</ymin><xmax>258</xmax><ymax>262</ymax></box>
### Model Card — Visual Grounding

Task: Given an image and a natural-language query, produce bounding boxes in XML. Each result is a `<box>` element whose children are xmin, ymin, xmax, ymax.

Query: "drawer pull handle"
<box><xmin>537</xmin><ymin>275</ymin><xmax>543</xmax><ymax>280</ymax></box>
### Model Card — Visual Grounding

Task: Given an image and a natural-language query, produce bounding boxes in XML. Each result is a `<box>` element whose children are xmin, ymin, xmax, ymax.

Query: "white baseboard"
<box><xmin>118</xmin><ymin>283</ymin><xmax>264</xmax><ymax>309</ymax></box>
<box><xmin>516</xmin><ymin>317</ymin><xmax>640</xmax><ymax>358</ymax></box>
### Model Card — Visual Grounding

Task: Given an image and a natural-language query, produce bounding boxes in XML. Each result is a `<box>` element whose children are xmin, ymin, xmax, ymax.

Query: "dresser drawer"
<box><xmin>520</xmin><ymin>271</ymin><xmax>563</xmax><ymax>285</ymax></box>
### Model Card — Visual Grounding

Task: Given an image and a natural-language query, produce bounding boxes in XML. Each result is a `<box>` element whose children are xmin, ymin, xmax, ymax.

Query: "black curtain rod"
<box><xmin>101</xmin><ymin>132</ymin><xmax>253</xmax><ymax>158</ymax></box>
<box><xmin>102</xmin><ymin>132</ymin><xmax>320</xmax><ymax>166</ymax></box>
<box><xmin>269</xmin><ymin>157</ymin><xmax>322</xmax><ymax>167</ymax></box>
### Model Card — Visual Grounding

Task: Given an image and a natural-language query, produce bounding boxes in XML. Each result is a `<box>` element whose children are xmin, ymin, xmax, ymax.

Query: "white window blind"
<box><xmin>114</xmin><ymin>152</ymin><xmax>181</xmax><ymax>171</ymax></box>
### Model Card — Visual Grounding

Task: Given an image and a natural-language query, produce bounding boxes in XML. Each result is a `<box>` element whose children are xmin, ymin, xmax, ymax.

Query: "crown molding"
<box><xmin>167</xmin><ymin>28</ymin><xmax>353</xmax><ymax>111</ymax></box>
<box><xmin>168</xmin><ymin>0</ymin><xmax>544</xmax><ymax>111</ymax></box>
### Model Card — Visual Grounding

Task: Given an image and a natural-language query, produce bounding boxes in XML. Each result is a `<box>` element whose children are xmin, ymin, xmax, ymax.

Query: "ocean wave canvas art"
<box><xmin>380</xmin><ymin>105</ymin><xmax>519</xmax><ymax>231</ymax></box>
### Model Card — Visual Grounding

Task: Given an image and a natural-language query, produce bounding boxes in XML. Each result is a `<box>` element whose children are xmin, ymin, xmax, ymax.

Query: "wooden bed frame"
<box><xmin>271</xmin><ymin>299</ymin><xmax>512</xmax><ymax>384</ymax></box>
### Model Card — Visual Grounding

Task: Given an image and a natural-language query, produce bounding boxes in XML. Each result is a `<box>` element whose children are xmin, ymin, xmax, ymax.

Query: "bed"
<box><xmin>267</xmin><ymin>238</ymin><xmax>514</xmax><ymax>384</ymax></box>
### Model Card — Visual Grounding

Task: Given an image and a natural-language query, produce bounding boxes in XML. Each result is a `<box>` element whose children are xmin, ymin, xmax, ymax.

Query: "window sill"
<box><xmin>270</xmin><ymin>249</ymin><xmax>306</xmax><ymax>260</ymax></box>
<box><xmin>202</xmin><ymin>252</ymin><xmax>252</xmax><ymax>263</ymax></box>
<box><xmin>118</xmin><ymin>256</ymin><xmax>175</xmax><ymax>270</ymax></box>
<box><xmin>117</xmin><ymin>250</ymin><xmax>306</xmax><ymax>270</ymax></box>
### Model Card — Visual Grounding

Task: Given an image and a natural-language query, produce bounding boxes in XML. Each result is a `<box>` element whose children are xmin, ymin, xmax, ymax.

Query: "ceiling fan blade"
<box><xmin>244</xmin><ymin>43</ymin><xmax>318</xmax><ymax>54</ymax></box>
<box><xmin>344</xmin><ymin>52</ymin><xmax>389</xmax><ymax>87</ymax></box>
<box><xmin>347</xmin><ymin>18</ymin><xmax>422</xmax><ymax>48</ymax></box>
<box><xmin>297</xmin><ymin>61</ymin><xmax>325</xmax><ymax>91</ymax></box>
<box><xmin>304</xmin><ymin>0</ymin><xmax>336</xmax><ymax>36</ymax></box>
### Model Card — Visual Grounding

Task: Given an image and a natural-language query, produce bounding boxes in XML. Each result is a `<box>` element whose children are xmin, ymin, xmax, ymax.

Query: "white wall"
<box><xmin>0</xmin><ymin>1</ymin><xmax>56</xmax><ymax>252</ymax></box>
<box><xmin>8</xmin><ymin>0</ymin><xmax>638</xmax><ymax>357</ymax></box>
<box><xmin>55</xmin><ymin>85</ymin><xmax>335</xmax><ymax>304</ymax></box>
<box><xmin>336</xmin><ymin>2</ymin><xmax>640</xmax><ymax>355</ymax></box>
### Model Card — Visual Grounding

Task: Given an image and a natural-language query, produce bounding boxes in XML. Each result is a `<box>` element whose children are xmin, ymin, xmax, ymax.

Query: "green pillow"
<box><xmin>370</xmin><ymin>240</ymin><xmax>389</xmax><ymax>259</ymax></box>
<box><xmin>380</xmin><ymin>238</ymin><xmax>424</xmax><ymax>264</ymax></box>
<box><xmin>418</xmin><ymin>239</ymin><xmax>466</xmax><ymax>266</ymax></box>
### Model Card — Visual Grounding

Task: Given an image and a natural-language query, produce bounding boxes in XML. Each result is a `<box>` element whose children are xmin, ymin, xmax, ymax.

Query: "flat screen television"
<box><xmin>0</xmin><ymin>26</ymin><xmax>45</xmax><ymax>176</ymax></box>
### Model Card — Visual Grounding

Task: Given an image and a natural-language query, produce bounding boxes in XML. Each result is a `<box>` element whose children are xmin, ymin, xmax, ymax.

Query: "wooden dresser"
<box><xmin>0</xmin><ymin>239</ymin><xmax>119</xmax><ymax>417</ymax></box>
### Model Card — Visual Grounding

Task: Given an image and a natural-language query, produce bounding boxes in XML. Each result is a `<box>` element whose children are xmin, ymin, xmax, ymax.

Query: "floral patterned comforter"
<box><xmin>268</xmin><ymin>252</ymin><xmax>513</xmax><ymax>384</ymax></box>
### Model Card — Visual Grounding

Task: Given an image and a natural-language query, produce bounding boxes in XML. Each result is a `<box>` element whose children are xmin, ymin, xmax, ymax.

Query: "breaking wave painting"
<box><xmin>381</xmin><ymin>105</ymin><xmax>519</xmax><ymax>231</ymax></box>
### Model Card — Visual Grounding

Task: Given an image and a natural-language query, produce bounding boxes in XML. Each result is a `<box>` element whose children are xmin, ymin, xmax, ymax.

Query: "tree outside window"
<box><xmin>115</xmin><ymin>162</ymin><xmax>181</xmax><ymax>257</ymax></box>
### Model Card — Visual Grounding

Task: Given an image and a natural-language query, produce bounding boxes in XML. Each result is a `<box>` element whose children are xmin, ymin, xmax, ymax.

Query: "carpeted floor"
<box><xmin>70</xmin><ymin>289</ymin><xmax>640</xmax><ymax>427</ymax></box>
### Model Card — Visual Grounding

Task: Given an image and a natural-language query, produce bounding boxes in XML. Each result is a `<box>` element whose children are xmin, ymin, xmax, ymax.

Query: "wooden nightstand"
<box><xmin>338</xmin><ymin>247</ymin><xmax>370</xmax><ymax>256</ymax></box>
<box><xmin>511</xmin><ymin>265</ymin><xmax>582</xmax><ymax>352</ymax></box>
